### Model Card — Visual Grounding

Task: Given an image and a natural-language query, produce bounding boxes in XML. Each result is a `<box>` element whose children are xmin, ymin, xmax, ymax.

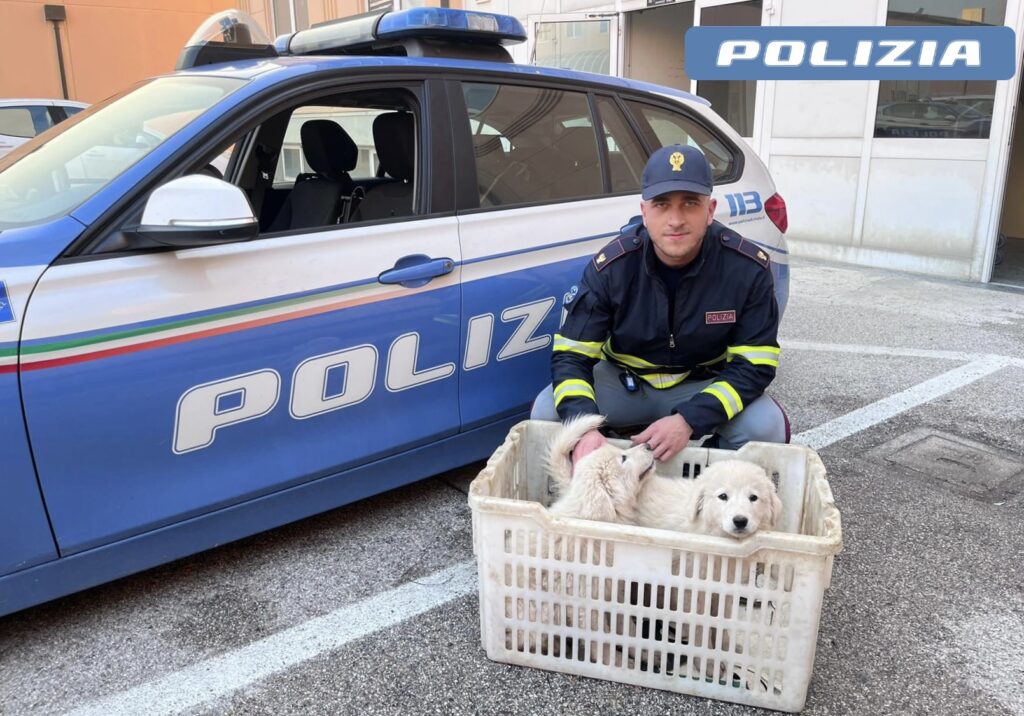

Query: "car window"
<box><xmin>461</xmin><ymin>82</ymin><xmax>602</xmax><ymax>207</ymax></box>
<box><xmin>469</xmin><ymin>118</ymin><xmax>510</xmax><ymax>152</ymax></box>
<box><xmin>0</xmin><ymin>76</ymin><xmax>246</xmax><ymax>230</ymax></box>
<box><xmin>243</xmin><ymin>87</ymin><xmax>419</xmax><ymax>233</ymax></box>
<box><xmin>273</xmin><ymin>106</ymin><xmax>384</xmax><ymax>186</ymax></box>
<box><xmin>971</xmin><ymin>99</ymin><xmax>994</xmax><ymax>116</ymax></box>
<box><xmin>30</xmin><ymin>106</ymin><xmax>55</xmax><ymax>134</ymax></box>
<box><xmin>0</xmin><ymin>107</ymin><xmax>36</xmax><ymax>138</ymax></box>
<box><xmin>594</xmin><ymin>96</ymin><xmax>646</xmax><ymax>194</ymax></box>
<box><xmin>63</xmin><ymin>105</ymin><xmax>84</xmax><ymax>117</ymax></box>
<box><xmin>624</xmin><ymin>100</ymin><xmax>736</xmax><ymax>183</ymax></box>
<box><xmin>881</xmin><ymin>103</ymin><xmax>915</xmax><ymax>119</ymax></box>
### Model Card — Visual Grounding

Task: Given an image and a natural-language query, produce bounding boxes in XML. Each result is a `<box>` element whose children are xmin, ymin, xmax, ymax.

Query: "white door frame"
<box><xmin>976</xmin><ymin>0</ymin><xmax>1024</xmax><ymax>282</ymax></box>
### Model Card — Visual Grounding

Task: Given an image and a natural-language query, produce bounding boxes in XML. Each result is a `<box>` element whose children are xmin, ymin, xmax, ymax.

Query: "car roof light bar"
<box><xmin>377</xmin><ymin>8</ymin><xmax>527</xmax><ymax>44</ymax></box>
<box><xmin>282</xmin><ymin>12</ymin><xmax>381</xmax><ymax>55</ymax></box>
<box><xmin>282</xmin><ymin>8</ymin><xmax>526</xmax><ymax>56</ymax></box>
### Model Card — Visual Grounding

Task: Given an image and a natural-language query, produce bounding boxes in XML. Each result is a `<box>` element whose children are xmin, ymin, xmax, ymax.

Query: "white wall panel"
<box><xmin>772</xmin><ymin>81</ymin><xmax>871</xmax><ymax>138</ymax></box>
<box><xmin>779</xmin><ymin>0</ymin><xmax>881</xmax><ymax>25</ymax></box>
<box><xmin>787</xmin><ymin>241</ymin><xmax>975</xmax><ymax>280</ymax></box>
<box><xmin>861</xmin><ymin>158</ymin><xmax>985</xmax><ymax>259</ymax></box>
<box><xmin>770</xmin><ymin>138</ymin><xmax>865</xmax><ymax>157</ymax></box>
<box><xmin>770</xmin><ymin>155</ymin><xmax>861</xmax><ymax>245</ymax></box>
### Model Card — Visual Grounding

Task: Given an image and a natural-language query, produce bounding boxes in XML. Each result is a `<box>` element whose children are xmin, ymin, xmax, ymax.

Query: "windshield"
<box><xmin>0</xmin><ymin>75</ymin><xmax>246</xmax><ymax>230</ymax></box>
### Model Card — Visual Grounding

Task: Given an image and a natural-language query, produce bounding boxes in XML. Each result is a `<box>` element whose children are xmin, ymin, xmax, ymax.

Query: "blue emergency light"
<box><xmin>179</xmin><ymin>8</ymin><xmax>526</xmax><ymax>70</ymax></box>
<box><xmin>377</xmin><ymin>8</ymin><xmax>526</xmax><ymax>44</ymax></box>
<box><xmin>283</xmin><ymin>8</ymin><xmax>526</xmax><ymax>58</ymax></box>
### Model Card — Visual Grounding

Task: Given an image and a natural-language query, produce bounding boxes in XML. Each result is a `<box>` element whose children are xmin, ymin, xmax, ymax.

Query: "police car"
<box><xmin>0</xmin><ymin>8</ymin><xmax>788</xmax><ymax>615</ymax></box>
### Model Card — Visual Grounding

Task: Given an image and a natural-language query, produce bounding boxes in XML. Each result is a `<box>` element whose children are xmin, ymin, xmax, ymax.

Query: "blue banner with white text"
<box><xmin>685</xmin><ymin>26</ymin><xmax>1016</xmax><ymax>80</ymax></box>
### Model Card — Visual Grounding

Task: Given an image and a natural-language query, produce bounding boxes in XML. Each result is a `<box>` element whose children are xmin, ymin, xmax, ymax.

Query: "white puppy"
<box><xmin>546</xmin><ymin>414</ymin><xmax>655</xmax><ymax>524</ymax></box>
<box><xmin>636</xmin><ymin>459</ymin><xmax>782</xmax><ymax>538</ymax></box>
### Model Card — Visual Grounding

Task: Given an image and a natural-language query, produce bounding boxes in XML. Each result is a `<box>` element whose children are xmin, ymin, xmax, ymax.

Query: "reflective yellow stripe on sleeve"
<box><xmin>553</xmin><ymin>379</ymin><xmax>597</xmax><ymax>407</ymax></box>
<box><xmin>553</xmin><ymin>335</ymin><xmax>604</xmax><ymax>359</ymax></box>
<box><xmin>701</xmin><ymin>381</ymin><xmax>743</xmax><ymax>420</ymax></box>
<box><xmin>726</xmin><ymin>345</ymin><xmax>781</xmax><ymax>367</ymax></box>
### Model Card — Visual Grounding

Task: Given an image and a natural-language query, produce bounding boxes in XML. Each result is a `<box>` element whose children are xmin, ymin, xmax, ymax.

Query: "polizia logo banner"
<box><xmin>685</xmin><ymin>26</ymin><xmax>1016</xmax><ymax>80</ymax></box>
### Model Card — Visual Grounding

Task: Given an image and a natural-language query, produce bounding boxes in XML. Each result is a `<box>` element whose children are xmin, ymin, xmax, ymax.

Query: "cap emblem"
<box><xmin>669</xmin><ymin>151</ymin><xmax>685</xmax><ymax>172</ymax></box>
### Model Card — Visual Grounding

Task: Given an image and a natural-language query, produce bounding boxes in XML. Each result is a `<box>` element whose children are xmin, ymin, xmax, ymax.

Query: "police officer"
<box><xmin>531</xmin><ymin>144</ymin><xmax>789</xmax><ymax>463</ymax></box>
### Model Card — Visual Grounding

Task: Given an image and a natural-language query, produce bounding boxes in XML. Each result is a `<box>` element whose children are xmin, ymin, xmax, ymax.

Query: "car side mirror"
<box><xmin>134</xmin><ymin>175</ymin><xmax>258</xmax><ymax>247</ymax></box>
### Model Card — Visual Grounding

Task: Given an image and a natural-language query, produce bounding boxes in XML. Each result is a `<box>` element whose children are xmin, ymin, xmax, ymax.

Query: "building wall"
<box><xmin>0</xmin><ymin>0</ymin><xmax>265</xmax><ymax>103</ymax></box>
<box><xmin>766</xmin><ymin>0</ymin><xmax>1018</xmax><ymax>281</ymax></box>
<box><xmin>308</xmin><ymin>0</ymin><xmax>366</xmax><ymax>27</ymax></box>
<box><xmin>0</xmin><ymin>0</ymin><xmax>466</xmax><ymax>104</ymax></box>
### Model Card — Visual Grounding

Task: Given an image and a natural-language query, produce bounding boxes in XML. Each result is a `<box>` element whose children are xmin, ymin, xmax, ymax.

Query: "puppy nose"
<box><xmin>732</xmin><ymin>516</ymin><xmax>748</xmax><ymax>530</ymax></box>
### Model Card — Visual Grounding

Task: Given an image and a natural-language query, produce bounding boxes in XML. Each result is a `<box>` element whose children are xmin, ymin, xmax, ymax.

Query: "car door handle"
<box><xmin>378</xmin><ymin>255</ymin><xmax>455</xmax><ymax>288</ymax></box>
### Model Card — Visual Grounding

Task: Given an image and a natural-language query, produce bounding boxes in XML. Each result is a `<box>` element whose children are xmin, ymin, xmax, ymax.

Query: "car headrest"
<box><xmin>300</xmin><ymin>119</ymin><xmax>358</xmax><ymax>180</ymax></box>
<box><xmin>373</xmin><ymin>112</ymin><xmax>415</xmax><ymax>182</ymax></box>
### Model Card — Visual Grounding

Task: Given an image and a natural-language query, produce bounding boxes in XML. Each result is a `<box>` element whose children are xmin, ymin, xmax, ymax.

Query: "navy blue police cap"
<box><xmin>641</xmin><ymin>144</ymin><xmax>713</xmax><ymax>200</ymax></box>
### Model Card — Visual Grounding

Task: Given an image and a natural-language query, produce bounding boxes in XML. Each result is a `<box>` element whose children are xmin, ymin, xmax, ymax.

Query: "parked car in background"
<box><xmin>0</xmin><ymin>99</ymin><xmax>88</xmax><ymax>158</ymax></box>
<box><xmin>875</xmin><ymin>100</ymin><xmax>992</xmax><ymax>138</ymax></box>
<box><xmin>930</xmin><ymin>94</ymin><xmax>995</xmax><ymax>118</ymax></box>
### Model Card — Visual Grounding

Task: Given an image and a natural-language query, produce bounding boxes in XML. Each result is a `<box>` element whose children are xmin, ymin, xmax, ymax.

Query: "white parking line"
<box><xmin>63</xmin><ymin>562</ymin><xmax>478</xmax><ymax>716</ymax></box>
<box><xmin>782</xmin><ymin>339</ymin><xmax>1024</xmax><ymax>369</ymax></box>
<box><xmin>792</xmin><ymin>355</ymin><xmax>1010</xmax><ymax>450</ymax></box>
<box><xmin>780</xmin><ymin>339</ymin><xmax>986</xmax><ymax>363</ymax></box>
<box><xmin>61</xmin><ymin>344</ymin><xmax>1015</xmax><ymax>716</ymax></box>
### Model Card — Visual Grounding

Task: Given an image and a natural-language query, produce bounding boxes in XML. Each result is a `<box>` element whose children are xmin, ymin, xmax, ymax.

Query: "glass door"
<box><xmin>693</xmin><ymin>0</ymin><xmax>765</xmax><ymax>141</ymax></box>
<box><xmin>527</xmin><ymin>13</ymin><xmax>620</xmax><ymax>76</ymax></box>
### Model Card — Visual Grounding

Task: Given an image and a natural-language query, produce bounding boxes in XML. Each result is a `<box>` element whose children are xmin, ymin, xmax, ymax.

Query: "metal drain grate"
<box><xmin>869</xmin><ymin>429</ymin><xmax>1024</xmax><ymax>500</ymax></box>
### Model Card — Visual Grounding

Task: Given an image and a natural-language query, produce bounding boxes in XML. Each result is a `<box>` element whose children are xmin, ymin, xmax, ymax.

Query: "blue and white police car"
<box><xmin>0</xmin><ymin>8</ymin><xmax>789</xmax><ymax>615</ymax></box>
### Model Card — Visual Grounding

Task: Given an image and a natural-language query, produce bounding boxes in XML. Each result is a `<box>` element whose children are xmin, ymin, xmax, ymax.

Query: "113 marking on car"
<box><xmin>725</xmin><ymin>191</ymin><xmax>762</xmax><ymax>217</ymax></box>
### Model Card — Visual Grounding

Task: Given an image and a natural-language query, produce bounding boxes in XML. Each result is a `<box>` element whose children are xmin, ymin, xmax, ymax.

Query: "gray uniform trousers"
<box><xmin>530</xmin><ymin>360</ymin><xmax>789</xmax><ymax>450</ymax></box>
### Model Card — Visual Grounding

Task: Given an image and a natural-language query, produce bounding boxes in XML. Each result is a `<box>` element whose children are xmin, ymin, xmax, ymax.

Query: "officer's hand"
<box><xmin>572</xmin><ymin>429</ymin><xmax>607</xmax><ymax>468</ymax></box>
<box><xmin>632</xmin><ymin>414</ymin><xmax>692</xmax><ymax>462</ymax></box>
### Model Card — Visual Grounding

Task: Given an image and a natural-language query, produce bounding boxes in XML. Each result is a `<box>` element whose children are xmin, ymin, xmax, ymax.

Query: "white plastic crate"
<box><xmin>468</xmin><ymin>420</ymin><xmax>842</xmax><ymax>713</ymax></box>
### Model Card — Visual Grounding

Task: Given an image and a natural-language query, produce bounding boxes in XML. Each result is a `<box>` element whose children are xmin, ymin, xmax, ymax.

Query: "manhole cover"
<box><xmin>869</xmin><ymin>429</ymin><xmax>1024</xmax><ymax>500</ymax></box>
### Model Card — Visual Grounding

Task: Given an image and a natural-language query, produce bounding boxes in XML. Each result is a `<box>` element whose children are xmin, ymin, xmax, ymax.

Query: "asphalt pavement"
<box><xmin>1</xmin><ymin>258</ymin><xmax>1022</xmax><ymax>716</ymax></box>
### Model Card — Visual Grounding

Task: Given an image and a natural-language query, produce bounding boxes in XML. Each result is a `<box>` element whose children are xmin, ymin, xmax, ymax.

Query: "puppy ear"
<box><xmin>694</xmin><ymin>491</ymin><xmax>705</xmax><ymax>520</ymax></box>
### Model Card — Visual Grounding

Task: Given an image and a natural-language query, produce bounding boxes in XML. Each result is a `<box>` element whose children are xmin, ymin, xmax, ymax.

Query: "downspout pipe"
<box><xmin>43</xmin><ymin>4</ymin><xmax>69</xmax><ymax>100</ymax></box>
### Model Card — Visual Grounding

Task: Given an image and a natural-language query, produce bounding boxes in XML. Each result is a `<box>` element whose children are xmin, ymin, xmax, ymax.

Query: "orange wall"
<box><xmin>0</xmin><ymin>0</ymin><xmax>466</xmax><ymax>103</ymax></box>
<box><xmin>0</xmin><ymin>0</ymin><xmax>245</xmax><ymax>103</ymax></box>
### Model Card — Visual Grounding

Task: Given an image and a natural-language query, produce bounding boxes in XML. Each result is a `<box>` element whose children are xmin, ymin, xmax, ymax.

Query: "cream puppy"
<box><xmin>546</xmin><ymin>414</ymin><xmax>655</xmax><ymax>524</ymax></box>
<box><xmin>636</xmin><ymin>459</ymin><xmax>782</xmax><ymax>538</ymax></box>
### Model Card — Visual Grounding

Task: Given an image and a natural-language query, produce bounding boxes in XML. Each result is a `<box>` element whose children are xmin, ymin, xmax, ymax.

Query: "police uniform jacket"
<box><xmin>552</xmin><ymin>218</ymin><xmax>781</xmax><ymax>438</ymax></box>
